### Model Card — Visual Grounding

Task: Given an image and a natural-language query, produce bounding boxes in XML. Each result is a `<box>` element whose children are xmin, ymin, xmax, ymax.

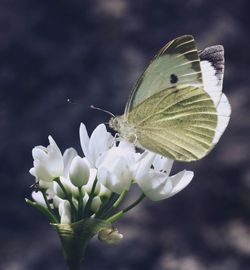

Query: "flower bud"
<box><xmin>69</xmin><ymin>156</ymin><xmax>90</xmax><ymax>187</ymax></box>
<box><xmin>53</xmin><ymin>177</ymin><xmax>79</xmax><ymax>199</ymax></box>
<box><xmin>83</xmin><ymin>168</ymin><xmax>100</xmax><ymax>195</ymax></box>
<box><xmin>99</xmin><ymin>184</ymin><xmax>112</xmax><ymax>200</ymax></box>
<box><xmin>82</xmin><ymin>192</ymin><xmax>89</xmax><ymax>206</ymax></box>
<box><xmin>31</xmin><ymin>191</ymin><xmax>46</xmax><ymax>206</ymax></box>
<box><xmin>98</xmin><ymin>227</ymin><xmax>123</xmax><ymax>244</ymax></box>
<box><xmin>59</xmin><ymin>200</ymin><xmax>71</xmax><ymax>224</ymax></box>
<box><xmin>53</xmin><ymin>181</ymin><xmax>65</xmax><ymax>199</ymax></box>
<box><xmin>90</xmin><ymin>196</ymin><xmax>102</xmax><ymax>213</ymax></box>
<box><xmin>53</xmin><ymin>195</ymin><xmax>64</xmax><ymax>208</ymax></box>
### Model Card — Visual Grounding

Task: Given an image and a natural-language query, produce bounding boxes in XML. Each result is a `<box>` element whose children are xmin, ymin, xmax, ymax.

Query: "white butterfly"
<box><xmin>109</xmin><ymin>35</ymin><xmax>231</xmax><ymax>162</ymax></box>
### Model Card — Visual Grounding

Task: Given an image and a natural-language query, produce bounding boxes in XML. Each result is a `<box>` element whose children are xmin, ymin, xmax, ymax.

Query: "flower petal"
<box><xmin>168</xmin><ymin>170</ymin><xmax>194</xmax><ymax>197</ymax></box>
<box><xmin>79</xmin><ymin>123</ymin><xmax>90</xmax><ymax>159</ymax></box>
<box><xmin>46</xmin><ymin>136</ymin><xmax>64</xmax><ymax>176</ymax></box>
<box><xmin>98</xmin><ymin>158</ymin><xmax>132</xmax><ymax>194</ymax></box>
<box><xmin>63</xmin><ymin>148</ymin><xmax>78</xmax><ymax>178</ymax></box>
<box><xmin>32</xmin><ymin>147</ymin><xmax>48</xmax><ymax>164</ymax></box>
<box><xmin>153</xmin><ymin>155</ymin><xmax>174</xmax><ymax>176</ymax></box>
<box><xmin>134</xmin><ymin>151</ymin><xmax>155</xmax><ymax>180</ymax></box>
<box><xmin>29</xmin><ymin>167</ymin><xmax>36</xmax><ymax>177</ymax></box>
<box><xmin>53</xmin><ymin>195</ymin><xmax>64</xmax><ymax>208</ymax></box>
<box><xmin>136</xmin><ymin>168</ymin><xmax>193</xmax><ymax>201</ymax></box>
<box><xmin>59</xmin><ymin>200</ymin><xmax>71</xmax><ymax>224</ymax></box>
<box><xmin>83</xmin><ymin>168</ymin><xmax>100</xmax><ymax>194</ymax></box>
<box><xmin>39</xmin><ymin>180</ymin><xmax>52</xmax><ymax>189</ymax></box>
<box><xmin>34</xmin><ymin>163</ymin><xmax>54</xmax><ymax>182</ymax></box>
<box><xmin>99</xmin><ymin>183</ymin><xmax>112</xmax><ymax>199</ymax></box>
<box><xmin>88</xmin><ymin>124</ymin><xmax>113</xmax><ymax>167</ymax></box>
<box><xmin>91</xmin><ymin>196</ymin><xmax>102</xmax><ymax>213</ymax></box>
<box><xmin>32</xmin><ymin>191</ymin><xmax>46</xmax><ymax>206</ymax></box>
<box><xmin>136</xmin><ymin>170</ymin><xmax>168</xmax><ymax>200</ymax></box>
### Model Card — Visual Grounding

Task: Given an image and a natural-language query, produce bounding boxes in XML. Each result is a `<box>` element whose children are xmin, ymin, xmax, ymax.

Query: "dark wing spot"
<box><xmin>170</xmin><ymin>74</ymin><xmax>178</xmax><ymax>84</ymax></box>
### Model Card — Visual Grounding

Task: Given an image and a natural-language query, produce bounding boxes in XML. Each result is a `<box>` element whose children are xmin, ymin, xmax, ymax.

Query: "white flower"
<box><xmin>29</xmin><ymin>122</ymin><xmax>195</xmax><ymax>225</ymax></box>
<box><xmin>91</xmin><ymin>196</ymin><xmax>102</xmax><ymax>213</ymax></box>
<box><xmin>99</xmin><ymin>183</ymin><xmax>112</xmax><ymax>199</ymax></box>
<box><xmin>135</xmin><ymin>152</ymin><xmax>194</xmax><ymax>201</ymax></box>
<box><xmin>82</xmin><ymin>192</ymin><xmax>89</xmax><ymax>206</ymax></box>
<box><xmin>62</xmin><ymin>148</ymin><xmax>78</xmax><ymax>178</ymax></box>
<box><xmin>80</xmin><ymin>123</ymin><xmax>138</xmax><ymax>194</ymax></box>
<box><xmin>30</xmin><ymin>136</ymin><xmax>64</xmax><ymax>183</ymax></box>
<box><xmin>59</xmin><ymin>200</ymin><xmax>71</xmax><ymax>224</ymax></box>
<box><xmin>82</xmin><ymin>168</ymin><xmax>100</xmax><ymax>195</ymax></box>
<box><xmin>53</xmin><ymin>195</ymin><xmax>64</xmax><ymax>208</ymax></box>
<box><xmin>53</xmin><ymin>177</ymin><xmax>79</xmax><ymax>199</ymax></box>
<box><xmin>69</xmin><ymin>156</ymin><xmax>90</xmax><ymax>187</ymax></box>
<box><xmin>97</xmin><ymin>141</ymin><xmax>136</xmax><ymax>194</ymax></box>
<box><xmin>79</xmin><ymin>123</ymin><xmax>113</xmax><ymax>167</ymax></box>
<box><xmin>31</xmin><ymin>191</ymin><xmax>46</xmax><ymax>206</ymax></box>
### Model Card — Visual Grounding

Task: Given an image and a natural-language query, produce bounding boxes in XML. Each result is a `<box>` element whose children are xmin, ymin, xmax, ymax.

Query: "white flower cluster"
<box><xmin>29</xmin><ymin>123</ymin><xmax>193</xmax><ymax>225</ymax></box>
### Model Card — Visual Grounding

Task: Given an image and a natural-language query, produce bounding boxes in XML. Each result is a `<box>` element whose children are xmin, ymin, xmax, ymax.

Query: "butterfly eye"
<box><xmin>170</xmin><ymin>74</ymin><xmax>178</xmax><ymax>84</ymax></box>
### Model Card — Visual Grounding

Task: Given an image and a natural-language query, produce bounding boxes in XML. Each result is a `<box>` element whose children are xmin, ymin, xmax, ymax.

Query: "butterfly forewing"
<box><xmin>125</xmin><ymin>35</ymin><xmax>203</xmax><ymax>116</ymax></box>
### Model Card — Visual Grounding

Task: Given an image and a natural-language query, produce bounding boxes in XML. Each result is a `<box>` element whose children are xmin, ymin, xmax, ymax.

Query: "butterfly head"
<box><xmin>109</xmin><ymin>116</ymin><xmax>137</xmax><ymax>144</ymax></box>
<box><xmin>109</xmin><ymin>116</ymin><xmax>120</xmax><ymax>132</ymax></box>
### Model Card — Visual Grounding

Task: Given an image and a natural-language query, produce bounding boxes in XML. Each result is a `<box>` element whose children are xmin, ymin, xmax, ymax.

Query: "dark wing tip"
<box><xmin>199</xmin><ymin>45</ymin><xmax>225</xmax><ymax>79</ymax></box>
<box><xmin>199</xmin><ymin>45</ymin><xmax>224</xmax><ymax>66</ymax></box>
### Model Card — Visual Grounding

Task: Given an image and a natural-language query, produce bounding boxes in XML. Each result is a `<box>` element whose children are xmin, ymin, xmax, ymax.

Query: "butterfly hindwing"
<box><xmin>128</xmin><ymin>85</ymin><xmax>217</xmax><ymax>161</ymax></box>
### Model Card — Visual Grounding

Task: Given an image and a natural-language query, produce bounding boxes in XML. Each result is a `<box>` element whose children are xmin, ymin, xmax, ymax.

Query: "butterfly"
<box><xmin>109</xmin><ymin>35</ymin><xmax>231</xmax><ymax>162</ymax></box>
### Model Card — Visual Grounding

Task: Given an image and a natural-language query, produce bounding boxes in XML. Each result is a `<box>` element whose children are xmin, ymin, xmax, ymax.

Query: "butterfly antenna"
<box><xmin>67</xmin><ymin>98</ymin><xmax>80</xmax><ymax>105</ymax></box>
<box><xmin>90</xmin><ymin>105</ymin><xmax>115</xmax><ymax>117</ymax></box>
<box><xmin>67</xmin><ymin>99</ymin><xmax>115</xmax><ymax>117</ymax></box>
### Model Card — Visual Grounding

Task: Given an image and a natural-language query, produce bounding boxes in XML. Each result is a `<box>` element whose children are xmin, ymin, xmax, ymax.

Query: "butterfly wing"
<box><xmin>199</xmin><ymin>45</ymin><xmax>231</xmax><ymax>146</ymax></box>
<box><xmin>199</xmin><ymin>45</ymin><xmax>224</xmax><ymax>106</ymax></box>
<box><xmin>127</xmin><ymin>85</ymin><xmax>217</xmax><ymax>161</ymax></box>
<box><xmin>125</xmin><ymin>35</ymin><xmax>203</xmax><ymax>116</ymax></box>
<box><xmin>123</xmin><ymin>36</ymin><xmax>230</xmax><ymax>161</ymax></box>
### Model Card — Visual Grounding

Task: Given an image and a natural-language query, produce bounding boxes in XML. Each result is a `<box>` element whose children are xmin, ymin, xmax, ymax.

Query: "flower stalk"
<box><xmin>106</xmin><ymin>193</ymin><xmax>146</xmax><ymax>223</ymax></box>
<box><xmin>100</xmin><ymin>190</ymin><xmax>127</xmax><ymax>219</ymax></box>
<box><xmin>54</xmin><ymin>177</ymin><xmax>78</xmax><ymax>221</ymax></box>
<box><xmin>83</xmin><ymin>178</ymin><xmax>98</xmax><ymax>218</ymax></box>
<box><xmin>52</xmin><ymin>218</ymin><xmax>112</xmax><ymax>270</ymax></box>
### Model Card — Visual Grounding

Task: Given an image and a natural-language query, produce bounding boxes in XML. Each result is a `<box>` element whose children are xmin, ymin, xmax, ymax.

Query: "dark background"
<box><xmin>0</xmin><ymin>0</ymin><xmax>250</xmax><ymax>269</ymax></box>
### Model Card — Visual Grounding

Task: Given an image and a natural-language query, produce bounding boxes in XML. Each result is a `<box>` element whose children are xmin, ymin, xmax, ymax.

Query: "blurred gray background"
<box><xmin>0</xmin><ymin>0</ymin><xmax>249</xmax><ymax>269</ymax></box>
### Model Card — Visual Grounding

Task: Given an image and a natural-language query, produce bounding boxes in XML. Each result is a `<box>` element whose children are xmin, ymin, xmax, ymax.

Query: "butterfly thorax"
<box><xmin>109</xmin><ymin>116</ymin><xmax>137</xmax><ymax>143</ymax></box>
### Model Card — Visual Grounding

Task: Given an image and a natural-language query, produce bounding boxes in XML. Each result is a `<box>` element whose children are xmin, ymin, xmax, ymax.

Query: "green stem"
<box><xmin>95</xmin><ymin>193</ymin><xmax>116</xmax><ymax>218</ymax></box>
<box><xmin>78</xmin><ymin>187</ymin><xmax>84</xmax><ymax>219</ymax></box>
<box><xmin>83</xmin><ymin>178</ymin><xmax>98</xmax><ymax>218</ymax></box>
<box><xmin>55</xmin><ymin>178</ymin><xmax>77</xmax><ymax>222</ymax></box>
<box><xmin>25</xmin><ymin>198</ymin><xmax>59</xmax><ymax>223</ymax></box>
<box><xmin>113</xmin><ymin>190</ymin><xmax>127</xmax><ymax>208</ymax></box>
<box><xmin>41</xmin><ymin>189</ymin><xmax>53</xmax><ymax>213</ymax></box>
<box><xmin>101</xmin><ymin>190</ymin><xmax>127</xmax><ymax>219</ymax></box>
<box><xmin>106</xmin><ymin>193</ymin><xmax>146</xmax><ymax>223</ymax></box>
